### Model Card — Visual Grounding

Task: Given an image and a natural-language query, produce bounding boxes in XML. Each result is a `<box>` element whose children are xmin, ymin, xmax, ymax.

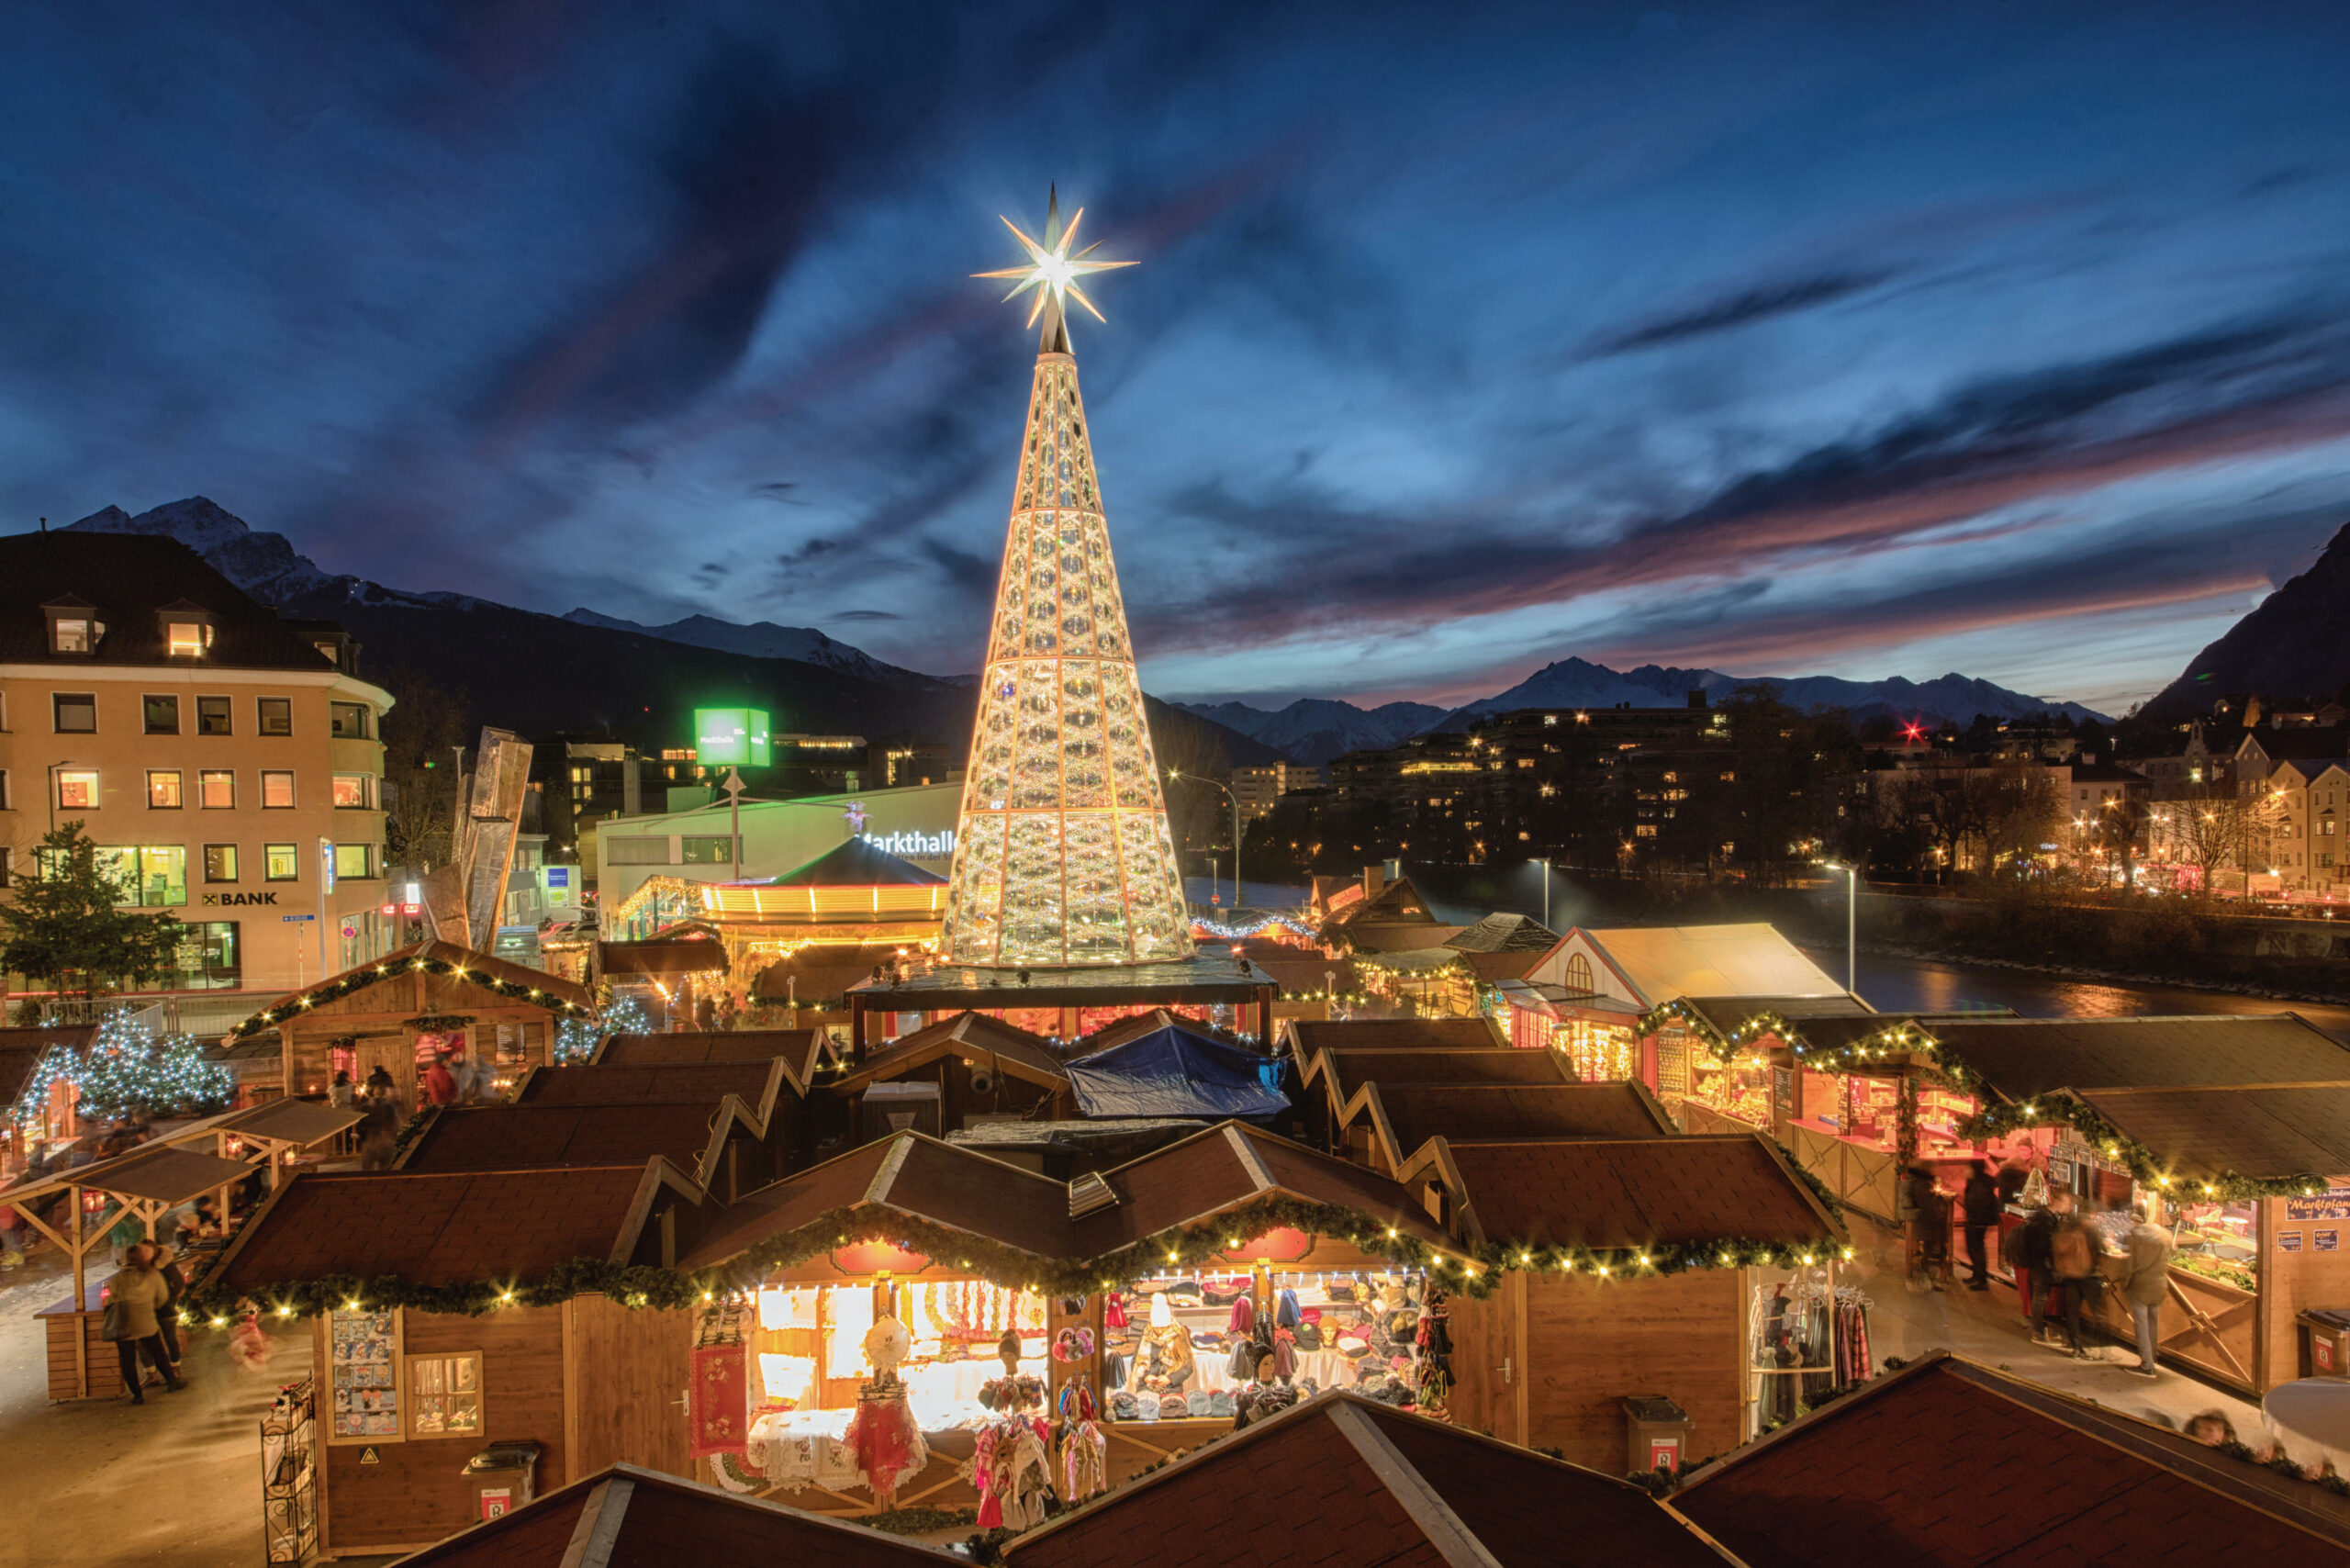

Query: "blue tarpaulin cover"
<box><xmin>1066</xmin><ymin>1025</ymin><xmax>1292</xmax><ymax>1120</ymax></box>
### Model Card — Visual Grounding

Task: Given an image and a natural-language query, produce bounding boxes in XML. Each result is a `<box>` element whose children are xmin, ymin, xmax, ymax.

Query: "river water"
<box><xmin>1804</xmin><ymin>946</ymin><xmax>2350</xmax><ymax>1047</ymax></box>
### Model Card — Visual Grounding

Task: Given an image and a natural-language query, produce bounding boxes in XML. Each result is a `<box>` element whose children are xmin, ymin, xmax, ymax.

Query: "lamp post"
<box><xmin>1170</xmin><ymin>772</ymin><xmax>1243</xmax><ymax>913</ymax></box>
<box><xmin>1533</xmin><ymin>857</ymin><xmax>1550</xmax><ymax>930</ymax></box>
<box><xmin>1818</xmin><ymin>860</ymin><xmax>1858</xmax><ymax>996</ymax></box>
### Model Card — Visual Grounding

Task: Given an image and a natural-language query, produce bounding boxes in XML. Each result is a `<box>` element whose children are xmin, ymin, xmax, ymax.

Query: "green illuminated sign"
<box><xmin>693</xmin><ymin>708</ymin><xmax>771</xmax><ymax>767</ymax></box>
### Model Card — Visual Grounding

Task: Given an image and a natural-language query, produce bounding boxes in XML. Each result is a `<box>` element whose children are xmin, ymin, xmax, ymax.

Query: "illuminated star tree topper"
<box><xmin>972</xmin><ymin>184</ymin><xmax>1137</xmax><ymax>353</ymax></box>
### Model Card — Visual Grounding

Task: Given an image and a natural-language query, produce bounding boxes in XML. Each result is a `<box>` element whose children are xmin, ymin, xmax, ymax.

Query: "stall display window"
<box><xmin>1687</xmin><ymin>1054</ymin><xmax>1773</xmax><ymax>1128</ymax></box>
<box><xmin>328</xmin><ymin>1308</ymin><xmax>401</xmax><ymax>1442</ymax></box>
<box><xmin>404</xmin><ymin>1351</ymin><xmax>483</xmax><ymax>1439</ymax></box>
<box><xmin>1553</xmin><ymin>1021</ymin><xmax>1634</xmax><ymax>1082</ymax></box>
<box><xmin>1102</xmin><ymin>1268</ymin><xmax>1426</xmax><ymax>1423</ymax></box>
<box><xmin>743</xmin><ymin>1279</ymin><xmax>1048</xmax><ymax>1452</ymax></box>
<box><xmin>2170</xmin><ymin>1199</ymin><xmax>2258</xmax><ymax>1292</ymax></box>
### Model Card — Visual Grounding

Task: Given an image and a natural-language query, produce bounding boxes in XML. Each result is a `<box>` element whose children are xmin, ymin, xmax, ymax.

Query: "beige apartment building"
<box><xmin>0</xmin><ymin>531</ymin><xmax>397</xmax><ymax>1002</ymax></box>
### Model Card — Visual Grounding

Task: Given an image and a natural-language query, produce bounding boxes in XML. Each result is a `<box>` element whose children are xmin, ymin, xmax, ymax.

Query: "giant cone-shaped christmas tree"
<box><xmin>939</xmin><ymin>193</ymin><xmax>1193</xmax><ymax>968</ymax></box>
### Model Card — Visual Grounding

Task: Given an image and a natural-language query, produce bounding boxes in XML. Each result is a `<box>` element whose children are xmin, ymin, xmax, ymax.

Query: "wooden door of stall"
<box><xmin>1445</xmin><ymin>1271</ymin><xmax>1523</xmax><ymax>1446</ymax></box>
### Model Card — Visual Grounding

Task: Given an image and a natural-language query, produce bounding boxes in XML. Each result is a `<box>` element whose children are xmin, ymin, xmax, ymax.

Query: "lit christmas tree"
<box><xmin>54</xmin><ymin>1009</ymin><xmax>235</xmax><ymax>1124</ymax></box>
<box><xmin>942</xmin><ymin>192</ymin><xmax>1192</xmax><ymax>967</ymax></box>
<box><xmin>554</xmin><ymin>991</ymin><xmax>653</xmax><ymax>1065</ymax></box>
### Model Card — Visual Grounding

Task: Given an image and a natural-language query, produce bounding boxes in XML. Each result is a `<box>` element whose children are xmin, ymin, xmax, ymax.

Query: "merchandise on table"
<box><xmin>1100</xmin><ymin>1267</ymin><xmax>1427</xmax><ymax>1421</ymax></box>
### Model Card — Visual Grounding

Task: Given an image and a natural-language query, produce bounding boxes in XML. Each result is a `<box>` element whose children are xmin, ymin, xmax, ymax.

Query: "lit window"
<box><xmin>52</xmin><ymin>693</ymin><xmax>96</xmax><ymax>734</ymax></box>
<box><xmin>261</xmin><ymin>771</ymin><xmax>295</xmax><ymax>809</ymax></box>
<box><xmin>51</xmin><ymin>618</ymin><xmax>93</xmax><ymax>654</ymax></box>
<box><xmin>56</xmin><ymin>769</ymin><xmax>99</xmax><ymax>810</ymax></box>
<box><xmin>147</xmin><ymin>771</ymin><xmax>183</xmax><ymax>809</ymax></box>
<box><xmin>105</xmin><ymin>846</ymin><xmax>185</xmax><ymax>908</ymax></box>
<box><xmin>166</xmin><ymin>622</ymin><xmax>212</xmax><ymax>656</ymax></box>
<box><xmin>330</xmin><ymin>702</ymin><xmax>371</xmax><ymax>740</ymax></box>
<box><xmin>332</xmin><ymin>774</ymin><xmax>372</xmax><ymax>809</ymax></box>
<box><xmin>264</xmin><ymin>844</ymin><xmax>300</xmax><ymax>881</ymax></box>
<box><xmin>199</xmin><ymin>770</ymin><xmax>234</xmax><ymax>809</ymax></box>
<box><xmin>203</xmin><ymin>845</ymin><xmax>238</xmax><ymax>883</ymax></box>
<box><xmin>334</xmin><ymin>842</ymin><xmax>375</xmax><ymax>880</ymax></box>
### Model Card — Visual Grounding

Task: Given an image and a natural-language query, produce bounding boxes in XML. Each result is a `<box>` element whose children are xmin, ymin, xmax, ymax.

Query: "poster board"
<box><xmin>328</xmin><ymin>1308</ymin><xmax>403</xmax><ymax>1444</ymax></box>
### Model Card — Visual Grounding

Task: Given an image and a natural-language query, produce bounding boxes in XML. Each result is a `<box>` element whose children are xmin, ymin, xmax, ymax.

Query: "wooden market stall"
<box><xmin>667</xmin><ymin>1121</ymin><xmax>1460</xmax><ymax>1518</ymax></box>
<box><xmin>1328</xmin><ymin>1078</ymin><xmax>1674</xmax><ymax>1176</ymax></box>
<box><xmin>231</xmin><ymin>940</ymin><xmax>594</xmax><ymax>1110</ymax></box>
<box><xmin>6</xmin><ymin>1098</ymin><xmax>364</xmax><ymax>1400</ymax></box>
<box><xmin>1397</xmin><ymin>1132</ymin><xmax>1850</xmax><ymax>1472</ymax></box>
<box><xmin>828</xmin><ymin>1011</ymin><xmax>1073</xmax><ymax>1142</ymax></box>
<box><xmin>1650</xmin><ymin>1003</ymin><xmax>2350</xmax><ymax>1395</ymax></box>
<box><xmin>199</xmin><ymin>1159</ymin><xmax>716</xmax><ymax>1560</ymax></box>
<box><xmin>0</xmin><ymin>1024</ymin><xmax>96</xmax><ymax>1177</ymax></box>
<box><xmin>845</xmin><ymin>953</ymin><xmax>1278</xmax><ymax>1062</ymax></box>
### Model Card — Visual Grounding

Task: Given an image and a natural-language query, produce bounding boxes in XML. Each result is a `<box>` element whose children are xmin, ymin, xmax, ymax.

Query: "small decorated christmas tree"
<box><xmin>62</xmin><ymin>1009</ymin><xmax>236</xmax><ymax>1124</ymax></box>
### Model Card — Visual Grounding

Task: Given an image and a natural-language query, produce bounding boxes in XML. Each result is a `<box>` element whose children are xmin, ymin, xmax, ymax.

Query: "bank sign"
<box><xmin>862</xmin><ymin>829</ymin><xmax>954</xmax><ymax>858</ymax></box>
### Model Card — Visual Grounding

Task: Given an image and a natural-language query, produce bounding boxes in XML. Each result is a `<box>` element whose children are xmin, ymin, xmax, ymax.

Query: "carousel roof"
<box><xmin>1672</xmin><ymin>1351</ymin><xmax>2350</xmax><ymax>1562</ymax></box>
<box><xmin>1404</xmin><ymin>1135</ymin><xmax>1841</xmax><ymax>1252</ymax></box>
<box><xmin>763</xmin><ymin>835</ymin><xmax>946</xmax><ymax>888</ymax></box>
<box><xmin>388</xmin><ymin>1462</ymin><xmax>954</xmax><ymax>1566</ymax></box>
<box><xmin>1005</xmin><ymin>1392</ymin><xmax>1729</xmax><ymax>1568</ymax></box>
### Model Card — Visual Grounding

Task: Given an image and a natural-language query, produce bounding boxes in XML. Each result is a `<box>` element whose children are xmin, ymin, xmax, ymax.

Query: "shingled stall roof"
<box><xmin>1341</xmin><ymin>1081</ymin><xmax>1676</xmax><ymax>1170</ymax></box>
<box><xmin>682</xmin><ymin>1124</ymin><xmax>1456</xmax><ymax>1279</ymax></box>
<box><xmin>1673</xmin><ymin>995</ymin><xmax>1884</xmax><ymax>1036</ymax></box>
<box><xmin>210</xmin><ymin>1162</ymin><xmax>692</xmax><ymax>1291</ymax></box>
<box><xmin>397</xmin><ymin>1100</ymin><xmax>758</xmax><ymax>1185</ymax></box>
<box><xmin>833</xmin><ymin>1010</ymin><xmax>1069</xmax><ymax>1092</ymax></box>
<box><xmin>1920</xmin><ymin>1014</ymin><xmax>2350</xmax><ymax>1102</ymax></box>
<box><xmin>1069</xmin><ymin>1122</ymin><xmax>1453</xmax><ymax>1256</ymax></box>
<box><xmin>1670</xmin><ymin>1351</ymin><xmax>2350</xmax><ymax>1565</ymax></box>
<box><xmin>1006</xmin><ymin>1391</ymin><xmax>1732</xmax><ymax>1568</ymax></box>
<box><xmin>594</xmin><ymin>1029</ymin><xmax>829</xmax><ymax>1089</ymax></box>
<box><xmin>1403</xmin><ymin>1136</ymin><xmax>1841</xmax><ymax>1253</ymax></box>
<box><xmin>678</xmin><ymin>1132</ymin><xmax>1074</xmax><ymax>1272</ymax></box>
<box><xmin>240</xmin><ymin>939</ymin><xmax>594</xmax><ymax>1032</ymax></box>
<box><xmin>389</xmin><ymin>1463</ymin><xmax>953</xmax><ymax>1567</ymax></box>
<box><xmin>0</xmin><ymin>1142</ymin><xmax>255</xmax><ymax>1207</ymax></box>
<box><xmin>514</xmin><ymin>1059</ymin><xmax>791</xmax><ymax>1124</ymax></box>
<box><xmin>1309</xmin><ymin>1047</ymin><xmax>1573</xmax><ymax>1106</ymax></box>
<box><xmin>2073</xmin><ymin>1083</ymin><xmax>2350</xmax><ymax>1184</ymax></box>
<box><xmin>1281</xmin><ymin>1017</ymin><xmax>1506</xmax><ymax>1058</ymax></box>
<box><xmin>1445</xmin><ymin>912</ymin><xmax>1562</xmax><ymax>954</ymax></box>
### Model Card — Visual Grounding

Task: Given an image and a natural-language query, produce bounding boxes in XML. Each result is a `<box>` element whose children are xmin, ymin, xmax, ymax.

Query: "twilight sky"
<box><xmin>5</xmin><ymin>3</ymin><xmax>2349</xmax><ymax>715</ymax></box>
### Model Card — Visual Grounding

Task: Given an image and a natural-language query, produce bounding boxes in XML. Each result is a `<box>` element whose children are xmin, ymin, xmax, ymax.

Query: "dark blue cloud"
<box><xmin>2</xmin><ymin>1</ymin><xmax>2348</xmax><ymax>710</ymax></box>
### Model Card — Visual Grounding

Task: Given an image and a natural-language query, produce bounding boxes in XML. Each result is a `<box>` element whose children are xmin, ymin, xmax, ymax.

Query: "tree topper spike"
<box><xmin>971</xmin><ymin>187</ymin><xmax>1137</xmax><ymax>352</ymax></box>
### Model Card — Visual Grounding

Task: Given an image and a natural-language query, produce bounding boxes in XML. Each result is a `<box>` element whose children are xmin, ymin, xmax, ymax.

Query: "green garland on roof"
<box><xmin>186</xmin><ymin>1191</ymin><xmax>1849</xmax><ymax>1322</ymax></box>
<box><xmin>1953</xmin><ymin>1092</ymin><xmax>2336</xmax><ymax>1204</ymax></box>
<box><xmin>1639</xmin><ymin>999</ymin><xmax>1979</xmax><ymax>1092</ymax></box>
<box><xmin>229</xmin><ymin>955</ymin><xmax>590</xmax><ymax>1039</ymax></box>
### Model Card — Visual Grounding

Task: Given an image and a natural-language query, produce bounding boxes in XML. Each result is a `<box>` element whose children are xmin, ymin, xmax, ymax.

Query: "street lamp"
<box><xmin>1169</xmin><ymin>771</ymin><xmax>1243</xmax><ymax>913</ymax></box>
<box><xmin>1532</xmin><ymin>857</ymin><xmax>1551</xmax><ymax>929</ymax></box>
<box><xmin>1818</xmin><ymin>860</ymin><xmax>1857</xmax><ymax>996</ymax></box>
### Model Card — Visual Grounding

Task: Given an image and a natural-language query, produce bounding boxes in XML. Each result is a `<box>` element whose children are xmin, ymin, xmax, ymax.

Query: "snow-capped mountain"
<box><xmin>66</xmin><ymin>498</ymin><xmax>338</xmax><ymax>604</ymax></box>
<box><xmin>1176</xmin><ymin>698</ymin><xmax>1449</xmax><ymax>766</ymax></box>
<box><xmin>1434</xmin><ymin>656</ymin><xmax>2107</xmax><ymax>731</ymax></box>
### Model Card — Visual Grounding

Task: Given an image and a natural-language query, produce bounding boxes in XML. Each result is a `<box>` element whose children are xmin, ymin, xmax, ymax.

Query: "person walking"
<box><xmin>422</xmin><ymin>1051</ymin><xmax>458</xmax><ymax>1108</ymax></box>
<box><xmin>362</xmin><ymin>1064</ymin><xmax>396</xmax><ymax>1103</ymax></box>
<box><xmin>328</xmin><ymin>1070</ymin><xmax>356</xmax><ymax>1109</ymax></box>
<box><xmin>1899</xmin><ymin>1165</ymin><xmax>1941</xmax><ymax>1287</ymax></box>
<box><xmin>2119</xmin><ymin>1203</ymin><xmax>2176</xmax><ymax>1380</ymax></box>
<box><xmin>151</xmin><ymin>1242</ymin><xmax>188</xmax><ymax>1372</ymax></box>
<box><xmin>2045</xmin><ymin>1192</ymin><xmax>2103</xmax><ymax>1358</ymax></box>
<box><xmin>2015</xmin><ymin>1196</ymin><xmax>2060</xmax><ymax>1338</ymax></box>
<box><xmin>357</xmin><ymin>1095</ymin><xmax>400</xmax><ymax>1170</ymax></box>
<box><xmin>1961</xmin><ymin>1160</ymin><xmax>2000</xmax><ymax>1291</ymax></box>
<box><xmin>102</xmin><ymin>1244</ymin><xmax>185</xmax><ymax>1404</ymax></box>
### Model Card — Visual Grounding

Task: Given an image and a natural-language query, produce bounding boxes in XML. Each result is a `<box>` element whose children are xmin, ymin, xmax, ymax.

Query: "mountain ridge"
<box><xmin>2145</xmin><ymin>521</ymin><xmax>2350</xmax><ymax>720</ymax></box>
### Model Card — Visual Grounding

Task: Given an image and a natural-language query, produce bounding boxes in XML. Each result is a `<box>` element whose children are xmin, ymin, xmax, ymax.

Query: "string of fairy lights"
<box><xmin>9</xmin><ymin>1009</ymin><xmax>235</xmax><ymax>1128</ymax></box>
<box><xmin>1636</xmin><ymin>997</ymin><xmax>2333</xmax><ymax>1203</ymax></box>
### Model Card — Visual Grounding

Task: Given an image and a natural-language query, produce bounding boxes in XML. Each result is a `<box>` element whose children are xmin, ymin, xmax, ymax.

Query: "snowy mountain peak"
<box><xmin>560</xmin><ymin>608</ymin><xmax>931</xmax><ymax>686</ymax></box>
<box><xmin>65</xmin><ymin>496</ymin><xmax>334</xmax><ymax>605</ymax></box>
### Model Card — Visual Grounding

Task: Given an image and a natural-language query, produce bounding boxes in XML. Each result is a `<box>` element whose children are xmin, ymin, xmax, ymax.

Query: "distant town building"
<box><xmin>1231</xmin><ymin>759</ymin><xmax>1323</xmax><ymax>818</ymax></box>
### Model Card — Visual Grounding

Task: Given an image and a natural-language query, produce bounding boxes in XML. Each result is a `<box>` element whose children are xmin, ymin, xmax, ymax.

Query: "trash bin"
<box><xmin>462</xmin><ymin>1440</ymin><xmax>541</xmax><ymax>1522</ymax></box>
<box><xmin>2298</xmin><ymin>1309</ymin><xmax>2350</xmax><ymax>1378</ymax></box>
<box><xmin>1623</xmin><ymin>1395</ymin><xmax>1693</xmax><ymax>1474</ymax></box>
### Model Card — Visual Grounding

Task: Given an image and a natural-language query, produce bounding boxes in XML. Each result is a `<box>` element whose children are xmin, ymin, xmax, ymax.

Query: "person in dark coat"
<box><xmin>1961</xmin><ymin>1160</ymin><xmax>2001</xmax><ymax>1291</ymax></box>
<box><xmin>2014</xmin><ymin>1198</ymin><xmax>2059</xmax><ymax>1334</ymax></box>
